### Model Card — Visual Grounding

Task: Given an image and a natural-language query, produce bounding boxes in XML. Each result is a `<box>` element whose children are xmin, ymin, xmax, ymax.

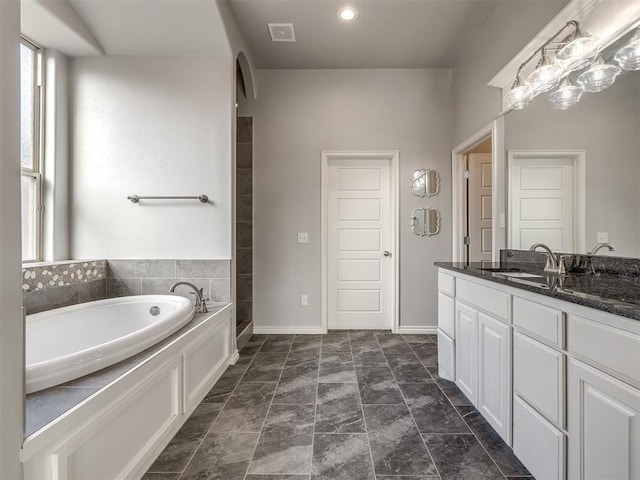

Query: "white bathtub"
<box><xmin>25</xmin><ymin>295</ymin><xmax>195</xmax><ymax>394</ymax></box>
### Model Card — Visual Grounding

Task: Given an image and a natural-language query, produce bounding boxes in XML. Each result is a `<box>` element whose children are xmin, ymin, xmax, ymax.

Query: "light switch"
<box><xmin>301</xmin><ymin>294</ymin><xmax>309</xmax><ymax>306</ymax></box>
<box><xmin>597</xmin><ymin>232</ymin><xmax>609</xmax><ymax>243</ymax></box>
<box><xmin>297</xmin><ymin>232</ymin><xmax>309</xmax><ymax>244</ymax></box>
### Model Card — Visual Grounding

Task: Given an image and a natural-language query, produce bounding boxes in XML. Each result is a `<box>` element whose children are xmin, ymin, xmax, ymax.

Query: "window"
<box><xmin>20</xmin><ymin>38</ymin><xmax>43</xmax><ymax>262</ymax></box>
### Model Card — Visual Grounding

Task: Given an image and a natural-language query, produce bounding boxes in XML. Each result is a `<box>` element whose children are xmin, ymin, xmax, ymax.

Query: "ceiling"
<box><xmin>227</xmin><ymin>0</ymin><xmax>502</xmax><ymax>69</ymax></box>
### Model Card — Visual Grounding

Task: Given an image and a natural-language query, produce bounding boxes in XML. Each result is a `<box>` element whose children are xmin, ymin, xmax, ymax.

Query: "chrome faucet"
<box><xmin>529</xmin><ymin>243</ymin><xmax>560</xmax><ymax>273</ymax></box>
<box><xmin>587</xmin><ymin>242</ymin><xmax>616</xmax><ymax>255</ymax></box>
<box><xmin>169</xmin><ymin>281</ymin><xmax>208</xmax><ymax>313</ymax></box>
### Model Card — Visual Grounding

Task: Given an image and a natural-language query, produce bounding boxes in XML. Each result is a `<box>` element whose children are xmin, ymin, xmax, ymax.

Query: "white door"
<box><xmin>509</xmin><ymin>156</ymin><xmax>574</xmax><ymax>251</ymax></box>
<box><xmin>468</xmin><ymin>153</ymin><xmax>493</xmax><ymax>262</ymax></box>
<box><xmin>327</xmin><ymin>158</ymin><xmax>391</xmax><ymax>330</ymax></box>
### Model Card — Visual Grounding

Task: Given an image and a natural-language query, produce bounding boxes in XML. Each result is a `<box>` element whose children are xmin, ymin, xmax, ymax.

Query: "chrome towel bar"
<box><xmin>127</xmin><ymin>194</ymin><xmax>209</xmax><ymax>204</ymax></box>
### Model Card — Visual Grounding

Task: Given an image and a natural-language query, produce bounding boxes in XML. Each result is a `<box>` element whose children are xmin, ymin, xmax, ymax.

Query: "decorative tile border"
<box><xmin>22</xmin><ymin>260</ymin><xmax>107</xmax><ymax>293</ymax></box>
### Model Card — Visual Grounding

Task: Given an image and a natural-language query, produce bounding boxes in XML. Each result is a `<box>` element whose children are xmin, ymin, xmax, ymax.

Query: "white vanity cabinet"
<box><xmin>436</xmin><ymin>266</ymin><xmax>640</xmax><ymax>480</ymax></box>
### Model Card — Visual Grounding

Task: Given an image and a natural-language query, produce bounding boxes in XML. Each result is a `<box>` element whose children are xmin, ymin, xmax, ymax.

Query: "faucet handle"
<box><xmin>558</xmin><ymin>255</ymin><xmax>572</xmax><ymax>275</ymax></box>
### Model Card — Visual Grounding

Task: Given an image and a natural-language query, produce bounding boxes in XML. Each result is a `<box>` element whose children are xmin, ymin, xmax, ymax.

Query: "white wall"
<box><xmin>240</xmin><ymin>69</ymin><xmax>453</xmax><ymax>331</ymax></box>
<box><xmin>505</xmin><ymin>72</ymin><xmax>640</xmax><ymax>257</ymax></box>
<box><xmin>0</xmin><ymin>0</ymin><xmax>25</xmax><ymax>475</ymax></box>
<box><xmin>70</xmin><ymin>56</ymin><xmax>233</xmax><ymax>259</ymax></box>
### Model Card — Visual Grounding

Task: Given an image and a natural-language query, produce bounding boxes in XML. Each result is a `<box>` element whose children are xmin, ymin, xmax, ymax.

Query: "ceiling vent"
<box><xmin>268</xmin><ymin>23</ymin><xmax>296</xmax><ymax>42</ymax></box>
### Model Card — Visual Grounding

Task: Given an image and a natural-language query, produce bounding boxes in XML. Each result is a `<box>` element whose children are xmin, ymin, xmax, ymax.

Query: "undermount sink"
<box><xmin>480</xmin><ymin>267</ymin><xmax>546</xmax><ymax>279</ymax></box>
<box><xmin>480</xmin><ymin>267</ymin><xmax>522</xmax><ymax>273</ymax></box>
<box><xmin>496</xmin><ymin>272</ymin><xmax>543</xmax><ymax>278</ymax></box>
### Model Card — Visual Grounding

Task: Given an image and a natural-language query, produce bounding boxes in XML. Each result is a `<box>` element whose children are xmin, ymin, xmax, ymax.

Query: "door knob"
<box><xmin>383</xmin><ymin>250</ymin><xmax>391</xmax><ymax>257</ymax></box>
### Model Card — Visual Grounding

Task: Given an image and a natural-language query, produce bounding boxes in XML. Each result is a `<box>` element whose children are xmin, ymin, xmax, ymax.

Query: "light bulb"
<box><xmin>556</xmin><ymin>36</ymin><xmax>600</xmax><ymax>71</ymax></box>
<box><xmin>614</xmin><ymin>34</ymin><xmax>640</xmax><ymax>70</ymax></box>
<box><xmin>527</xmin><ymin>62</ymin><xmax>565</xmax><ymax>93</ymax></box>
<box><xmin>338</xmin><ymin>6</ymin><xmax>358</xmax><ymax>22</ymax></box>
<box><xmin>577</xmin><ymin>58</ymin><xmax>621</xmax><ymax>93</ymax></box>
<box><xmin>505</xmin><ymin>79</ymin><xmax>534</xmax><ymax>110</ymax></box>
<box><xmin>548</xmin><ymin>81</ymin><xmax>584</xmax><ymax>109</ymax></box>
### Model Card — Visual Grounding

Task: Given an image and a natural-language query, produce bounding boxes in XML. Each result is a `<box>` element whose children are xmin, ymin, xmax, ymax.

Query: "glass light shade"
<box><xmin>548</xmin><ymin>83</ymin><xmax>584</xmax><ymax>109</ymax></box>
<box><xmin>504</xmin><ymin>82</ymin><xmax>534</xmax><ymax>110</ymax></box>
<box><xmin>556</xmin><ymin>36</ymin><xmax>600</xmax><ymax>71</ymax></box>
<box><xmin>527</xmin><ymin>62</ymin><xmax>565</xmax><ymax>93</ymax></box>
<box><xmin>614</xmin><ymin>39</ymin><xmax>640</xmax><ymax>70</ymax></box>
<box><xmin>577</xmin><ymin>62</ymin><xmax>621</xmax><ymax>93</ymax></box>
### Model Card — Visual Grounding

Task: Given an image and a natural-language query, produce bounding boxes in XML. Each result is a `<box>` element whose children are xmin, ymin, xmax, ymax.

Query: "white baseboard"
<box><xmin>253</xmin><ymin>326</ymin><xmax>324</xmax><ymax>335</ymax></box>
<box><xmin>396</xmin><ymin>325</ymin><xmax>438</xmax><ymax>335</ymax></box>
<box><xmin>229</xmin><ymin>350</ymin><xmax>240</xmax><ymax>364</ymax></box>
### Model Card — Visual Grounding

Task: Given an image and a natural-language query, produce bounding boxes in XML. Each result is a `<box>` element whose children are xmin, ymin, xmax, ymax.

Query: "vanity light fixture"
<box><xmin>614</xmin><ymin>29</ymin><xmax>640</xmax><ymax>70</ymax></box>
<box><xmin>338</xmin><ymin>6</ymin><xmax>358</xmax><ymax>23</ymax></box>
<box><xmin>504</xmin><ymin>20</ymin><xmax>599</xmax><ymax>111</ymax></box>
<box><xmin>576</xmin><ymin>55</ymin><xmax>621</xmax><ymax>92</ymax></box>
<box><xmin>548</xmin><ymin>78</ymin><xmax>584</xmax><ymax>110</ymax></box>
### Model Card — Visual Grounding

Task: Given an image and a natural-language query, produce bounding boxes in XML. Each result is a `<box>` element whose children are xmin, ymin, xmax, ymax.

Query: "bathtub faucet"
<box><xmin>169</xmin><ymin>281</ymin><xmax>208</xmax><ymax>313</ymax></box>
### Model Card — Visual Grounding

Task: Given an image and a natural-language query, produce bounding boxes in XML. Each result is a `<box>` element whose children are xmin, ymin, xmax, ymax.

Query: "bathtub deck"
<box><xmin>25</xmin><ymin>303</ymin><xmax>230</xmax><ymax>437</ymax></box>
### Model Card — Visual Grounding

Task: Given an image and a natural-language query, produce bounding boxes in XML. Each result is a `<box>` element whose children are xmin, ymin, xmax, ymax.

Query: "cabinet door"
<box><xmin>514</xmin><ymin>330</ymin><xmax>564</xmax><ymax>428</ymax></box>
<box><xmin>568</xmin><ymin>358</ymin><xmax>640</xmax><ymax>480</ymax></box>
<box><xmin>477</xmin><ymin>312</ymin><xmax>511</xmax><ymax>443</ymax></box>
<box><xmin>513</xmin><ymin>394</ymin><xmax>565</xmax><ymax>480</ymax></box>
<box><xmin>455</xmin><ymin>301</ymin><xmax>477</xmax><ymax>406</ymax></box>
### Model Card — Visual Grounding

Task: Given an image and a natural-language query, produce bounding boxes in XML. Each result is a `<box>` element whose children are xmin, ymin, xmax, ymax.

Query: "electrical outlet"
<box><xmin>297</xmin><ymin>232</ymin><xmax>309</xmax><ymax>244</ymax></box>
<box><xmin>301</xmin><ymin>294</ymin><xmax>309</xmax><ymax>306</ymax></box>
<box><xmin>597</xmin><ymin>232</ymin><xmax>609</xmax><ymax>243</ymax></box>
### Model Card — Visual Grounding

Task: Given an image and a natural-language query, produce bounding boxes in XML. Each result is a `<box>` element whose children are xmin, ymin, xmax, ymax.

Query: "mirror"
<box><xmin>411</xmin><ymin>207</ymin><xmax>441</xmax><ymax>237</ymax></box>
<box><xmin>504</xmin><ymin>28</ymin><xmax>640</xmax><ymax>258</ymax></box>
<box><xmin>410</xmin><ymin>169</ymin><xmax>440</xmax><ymax>197</ymax></box>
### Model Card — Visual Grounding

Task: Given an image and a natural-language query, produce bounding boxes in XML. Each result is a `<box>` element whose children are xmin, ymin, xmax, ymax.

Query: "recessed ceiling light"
<box><xmin>338</xmin><ymin>6</ymin><xmax>358</xmax><ymax>23</ymax></box>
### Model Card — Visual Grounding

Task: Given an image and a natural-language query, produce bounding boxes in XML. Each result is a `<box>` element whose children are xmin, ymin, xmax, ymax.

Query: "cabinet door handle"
<box><xmin>383</xmin><ymin>251</ymin><xmax>391</xmax><ymax>257</ymax></box>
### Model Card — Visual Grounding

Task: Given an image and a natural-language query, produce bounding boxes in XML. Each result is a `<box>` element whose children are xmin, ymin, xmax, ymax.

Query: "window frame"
<box><xmin>20</xmin><ymin>36</ymin><xmax>44</xmax><ymax>263</ymax></box>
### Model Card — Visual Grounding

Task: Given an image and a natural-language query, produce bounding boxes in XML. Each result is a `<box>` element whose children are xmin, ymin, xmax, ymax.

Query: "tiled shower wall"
<box><xmin>23</xmin><ymin>259</ymin><xmax>230</xmax><ymax>314</ymax></box>
<box><xmin>236</xmin><ymin>117</ymin><xmax>253</xmax><ymax>333</ymax></box>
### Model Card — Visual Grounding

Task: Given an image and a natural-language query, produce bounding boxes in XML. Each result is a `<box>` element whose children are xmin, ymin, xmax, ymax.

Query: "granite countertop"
<box><xmin>435</xmin><ymin>262</ymin><xmax>640</xmax><ymax>322</ymax></box>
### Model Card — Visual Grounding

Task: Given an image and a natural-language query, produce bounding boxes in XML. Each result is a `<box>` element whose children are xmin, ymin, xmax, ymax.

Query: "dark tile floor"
<box><xmin>143</xmin><ymin>332</ymin><xmax>532</xmax><ymax>480</ymax></box>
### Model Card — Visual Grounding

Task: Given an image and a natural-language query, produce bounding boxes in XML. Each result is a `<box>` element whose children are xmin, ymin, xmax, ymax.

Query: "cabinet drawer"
<box><xmin>437</xmin><ymin>329</ymin><xmax>455</xmax><ymax>382</ymax></box>
<box><xmin>438</xmin><ymin>292</ymin><xmax>455</xmax><ymax>338</ymax></box>
<box><xmin>569</xmin><ymin>314</ymin><xmax>640</xmax><ymax>385</ymax></box>
<box><xmin>456</xmin><ymin>277</ymin><xmax>510</xmax><ymax>322</ymax></box>
<box><xmin>513</xmin><ymin>395</ymin><xmax>565</xmax><ymax>480</ymax></box>
<box><xmin>514</xmin><ymin>331</ymin><xmax>565</xmax><ymax>427</ymax></box>
<box><xmin>513</xmin><ymin>296</ymin><xmax>564</xmax><ymax>348</ymax></box>
<box><xmin>438</xmin><ymin>270</ymin><xmax>455</xmax><ymax>296</ymax></box>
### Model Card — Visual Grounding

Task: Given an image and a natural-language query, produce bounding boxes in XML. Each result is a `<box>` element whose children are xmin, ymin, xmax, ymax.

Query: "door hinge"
<box><xmin>463</xmin><ymin>236</ymin><xmax>471</xmax><ymax>245</ymax></box>
<box><xmin>463</xmin><ymin>169</ymin><xmax>471</xmax><ymax>179</ymax></box>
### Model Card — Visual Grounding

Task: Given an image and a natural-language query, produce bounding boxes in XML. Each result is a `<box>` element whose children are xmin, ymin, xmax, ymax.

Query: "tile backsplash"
<box><xmin>23</xmin><ymin>259</ymin><xmax>231</xmax><ymax>315</ymax></box>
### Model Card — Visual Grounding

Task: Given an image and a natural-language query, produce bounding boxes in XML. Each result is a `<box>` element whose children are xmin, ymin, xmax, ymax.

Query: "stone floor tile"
<box><xmin>363</xmin><ymin>404</ymin><xmax>437</xmax><ymax>476</ymax></box>
<box><xmin>311</xmin><ymin>433</ymin><xmax>375</xmax><ymax>480</ymax></box>
<box><xmin>315</xmin><ymin>383</ymin><xmax>365</xmax><ymax>433</ymax></box>
<box><xmin>424</xmin><ymin>433</ymin><xmax>505</xmax><ymax>480</ymax></box>
<box><xmin>399</xmin><ymin>383</ymin><xmax>470</xmax><ymax>434</ymax></box>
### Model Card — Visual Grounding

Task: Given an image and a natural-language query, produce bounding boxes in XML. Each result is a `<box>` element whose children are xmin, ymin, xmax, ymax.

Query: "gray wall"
<box><xmin>240</xmin><ymin>68</ymin><xmax>453</xmax><ymax>330</ymax></box>
<box><xmin>452</xmin><ymin>0</ymin><xmax>569</xmax><ymax>145</ymax></box>
<box><xmin>505</xmin><ymin>72</ymin><xmax>640</xmax><ymax>257</ymax></box>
